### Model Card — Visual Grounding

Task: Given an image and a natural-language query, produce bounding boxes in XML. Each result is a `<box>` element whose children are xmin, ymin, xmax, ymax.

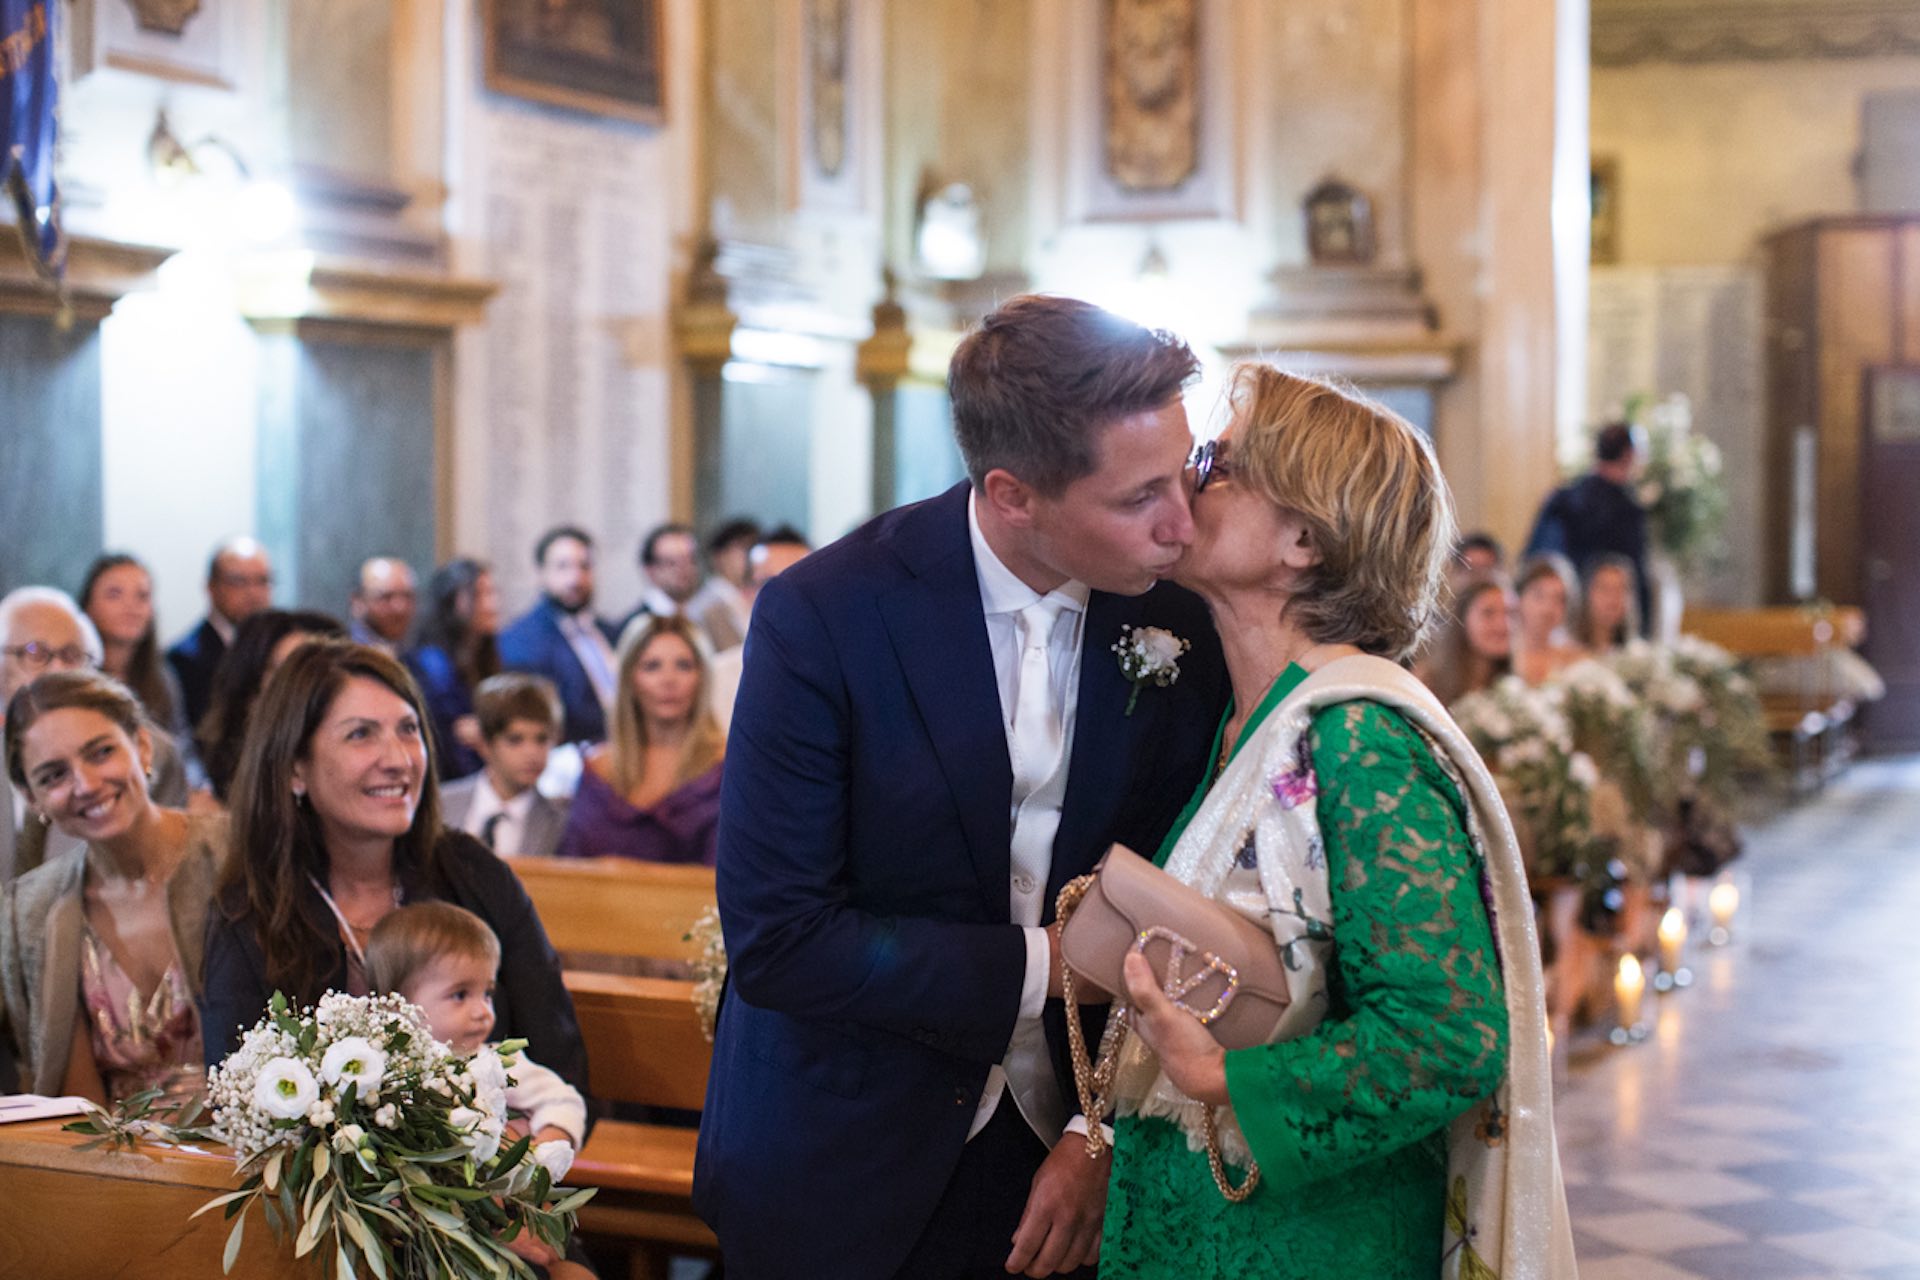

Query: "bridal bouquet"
<box><xmin>1450</xmin><ymin>677</ymin><xmax>1606</xmax><ymax>885</ymax></box>
<box><xmin>198</xmin><ymin>991</ymin><xmax>591</xmax><ymax>1279</ymax></box>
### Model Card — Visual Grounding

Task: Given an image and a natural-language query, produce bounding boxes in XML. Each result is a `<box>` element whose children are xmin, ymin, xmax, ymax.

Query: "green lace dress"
<box><xmin>1100</xmin><ymin>665</ymin><xmax>1510</xmax><ymax>1279</ymax></box>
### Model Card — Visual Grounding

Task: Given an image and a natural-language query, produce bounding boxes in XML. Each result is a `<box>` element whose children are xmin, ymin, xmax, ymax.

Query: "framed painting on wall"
<box><xmin>483</xmin><ymin>0</ymin><xmax>664</xmax><ymax>124</ymax></box>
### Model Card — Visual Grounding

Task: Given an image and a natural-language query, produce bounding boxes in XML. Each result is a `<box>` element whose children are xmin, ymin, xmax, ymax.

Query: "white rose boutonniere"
<box><xmin>1112</xmin><ymin>625</ymin><xmax>1190</xmax><ymax>716</ymax></box>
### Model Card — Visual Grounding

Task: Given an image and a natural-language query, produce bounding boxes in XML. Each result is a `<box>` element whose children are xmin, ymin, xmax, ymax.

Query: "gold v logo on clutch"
<box><xmin>1134</xmin><ymin>926</ymin><xmax>1241</xmax><ymax>1024</ymax></box>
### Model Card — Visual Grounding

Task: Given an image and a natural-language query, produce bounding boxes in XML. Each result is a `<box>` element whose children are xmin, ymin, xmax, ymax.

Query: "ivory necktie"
<box><xmin>1010</xmin><ymin>597</ymin><xmax>1067</xmax><ymax>806</ymax></box>
<box><xmin>570</xmin><ymin>615</ymin><xmax>617</xmax><ymax>707</ymax></box>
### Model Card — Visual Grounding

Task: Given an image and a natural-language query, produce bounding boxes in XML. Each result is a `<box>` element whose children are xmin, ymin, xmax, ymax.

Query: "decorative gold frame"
<box><xmin>482</xmin><ymin>0</ymin><xmax>665</xmax><ymax>125</ymax></box>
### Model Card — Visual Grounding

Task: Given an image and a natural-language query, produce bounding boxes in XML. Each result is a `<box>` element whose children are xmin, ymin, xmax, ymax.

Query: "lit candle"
<box><xmin>1709</xmin><ymin>881</ymin><xmax>1740</xmax><ymax>941</ymax></box>
<box><xmin>1615</xmin><ymin>954</ymin><xmax>1646</xmax><ymax>1032</ymax></box>
<box><xmin>1658</xmin><ymin>907</ymin><xmax>1687</xmax><ymax>975</ymax></box>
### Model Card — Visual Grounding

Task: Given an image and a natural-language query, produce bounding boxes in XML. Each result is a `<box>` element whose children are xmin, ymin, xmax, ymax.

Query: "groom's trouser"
<box><xmin>891</xmin><ymin>1102</ymin><xmax>1097</xmax><ymax>1280</ymax></box>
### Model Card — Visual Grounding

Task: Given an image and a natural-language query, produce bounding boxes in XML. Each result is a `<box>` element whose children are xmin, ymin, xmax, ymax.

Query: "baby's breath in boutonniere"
<box><xmin>1113</xmin><ymin>625</ymin><xmax>1190</xmax><ymax>716</ymax></box>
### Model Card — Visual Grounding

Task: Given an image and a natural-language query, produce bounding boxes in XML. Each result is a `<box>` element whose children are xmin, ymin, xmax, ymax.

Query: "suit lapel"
<box><xmin>877</xmin><ymin>488</ymin><xmax>1012</xmax><ymax>918</ymax></box>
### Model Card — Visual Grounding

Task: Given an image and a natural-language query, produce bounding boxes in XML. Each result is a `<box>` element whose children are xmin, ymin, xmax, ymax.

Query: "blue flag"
<box><xmin>2</xmin><ymin>0</ymin><xmax>62</xmax><ymax>278</ymax></box>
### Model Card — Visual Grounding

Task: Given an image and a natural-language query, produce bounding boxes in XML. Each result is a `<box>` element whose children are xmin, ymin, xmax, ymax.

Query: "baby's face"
<box><xmin>402</xmin><ymin>952</ymin><xmax>498</xmax><ymax>1054</ymax></box>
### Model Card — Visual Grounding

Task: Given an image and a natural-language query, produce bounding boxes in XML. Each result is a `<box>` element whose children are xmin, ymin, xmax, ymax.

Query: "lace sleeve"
<box><xmin>1222</xmin><ymin>699</ymin><xmax>1508</xmax><ymax>1191</ymax></box>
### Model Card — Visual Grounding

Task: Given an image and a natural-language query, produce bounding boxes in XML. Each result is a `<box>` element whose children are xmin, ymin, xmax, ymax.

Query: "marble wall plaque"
<box><xmin>1587</xmin><ymin>266</ymin><xmax>1765</xmax><ymax>605</ymax></box>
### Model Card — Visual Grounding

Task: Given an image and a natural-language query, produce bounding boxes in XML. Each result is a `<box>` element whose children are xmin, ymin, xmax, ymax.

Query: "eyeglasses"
<box><xmin>3</xmin><ymin>643</ymin><xmax>93</xmax><ymax>671</ymax></box>
<box><xmin>1190</xmin><ymin>438</ymin><xmax>1233</xmax><ymax>494</ymax></box>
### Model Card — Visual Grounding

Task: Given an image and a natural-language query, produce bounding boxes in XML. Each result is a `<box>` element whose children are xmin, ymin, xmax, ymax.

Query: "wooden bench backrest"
<box><xmin>566</xmin><ymin>970</ymin><xmax>712</xmax><ymax>1111</ymax></box>
<box><xmin>1682</xmin><ymin>607</ymin><xmax>1836</xmax><ymax>658</ymax></box>
<box><xmin>515</xmin><ymin>858</ymin><xmax>716</xmax><ymax>963</ymax></box>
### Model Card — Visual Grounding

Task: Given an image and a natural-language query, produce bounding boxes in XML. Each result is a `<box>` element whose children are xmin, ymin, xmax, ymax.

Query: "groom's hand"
<box><xmin>1005</xmin><ymin>1137</ymin><xmax>1109</xmax><ymax>1276</ymax></box>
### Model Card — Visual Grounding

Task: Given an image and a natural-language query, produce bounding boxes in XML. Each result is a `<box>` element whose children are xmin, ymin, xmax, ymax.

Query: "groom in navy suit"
<box><xmin>695</xmin><ymin>297</ymin><xmax>1228</xmax><ymax>1278</ymax></box>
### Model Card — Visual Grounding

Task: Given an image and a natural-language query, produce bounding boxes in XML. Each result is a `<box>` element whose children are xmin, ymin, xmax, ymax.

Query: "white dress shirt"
<box><xmin>462</xmin><ymin>776</ymin><xmax>539</xmax><ymax>857</ymax></box>
<box><xmin>966</xmin><ymin>492</ymin><xmax>1089</xmax><ymax>1145</ymax></box>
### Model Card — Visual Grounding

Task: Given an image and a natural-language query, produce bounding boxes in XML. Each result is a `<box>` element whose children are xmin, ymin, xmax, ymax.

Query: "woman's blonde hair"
<box><xmin>608</xmin><ymin>615</ymin><xmax>725</xmax><ymax>797</ymax></box>
<box><xmin>1226</xmin><ymin>364</ymin><xmax>1457</xmax><ymax>660</ymax></box>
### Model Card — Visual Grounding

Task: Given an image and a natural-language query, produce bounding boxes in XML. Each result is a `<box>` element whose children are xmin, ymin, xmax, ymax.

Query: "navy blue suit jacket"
<box><xmin>693</xmin><ymin>484</ymin><xmax>1226</xmax><ymax>1279</ymax></box>
<box><xmin>496</xmin><ymin>598</ymin><xmax>617</xmax><ymax>745</ymax></box>
<box><xmin>165</xmin><ymin>618</ymin><xmax>226</xmax><ymax>735</ymax></box>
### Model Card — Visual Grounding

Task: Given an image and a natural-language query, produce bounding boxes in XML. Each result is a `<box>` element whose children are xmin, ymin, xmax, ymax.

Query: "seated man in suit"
<box><xmin>166</xmin><ymin>536</ymin><xmax>274</xmax><ymax>732</ymax></box>
<box><xmin>2</xmin><ymin>587</ymin><xmax>190</xmax><ymax>884</ymax></box>
<box><xmin>440</xmin><ymin>673</ymin><xmax>568</xmax><ymax>858</ymax></box>
<box><xmin>497</xmin><ymin>526</ymin><xmax>619</xmax><ymax>746</ymax></box>
<box><xmin>620</xmin><ymin>522</ymin><xmax>703</xmax><ymax>641</ymax></box>
<box><xmin>348</xmin><ymin>556</ymin><xmax>419</xmax><ymax>656</ymax></box>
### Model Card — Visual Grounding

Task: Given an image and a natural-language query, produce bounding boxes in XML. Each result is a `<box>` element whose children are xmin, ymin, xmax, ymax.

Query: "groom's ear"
<box><xmin>981</xmin><ymin>468</ymin><xmax>1040</xmax><ymax>528</ymax></box>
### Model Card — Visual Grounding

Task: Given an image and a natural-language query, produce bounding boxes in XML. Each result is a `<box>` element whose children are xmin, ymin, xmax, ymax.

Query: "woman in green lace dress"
<box><xmin>1094</xmin><ymin>367</ymin><xmax>1574</xmax><ymax>1278</ymax></box>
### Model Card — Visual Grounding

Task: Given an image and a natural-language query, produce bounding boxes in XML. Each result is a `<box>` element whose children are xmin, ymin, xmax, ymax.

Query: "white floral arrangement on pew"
<box><xmin>1601</xmin><ymin>638</ymin><xmax>1776</xmax><ymax>814</ymax></box>
<box><xmin>1665</xmin><ymin>634</ymin><xmax>1773</xmax><ymax>804</ymax></box>
<box><xmin>197</xmin><ymin>991</ymin><xmax>591</xmax><ymax>1279</ymax></box>
<box><xmin>1450</xmin><ymin>676</ymin><xmax>1607</xmax><ymax>889</ymax></box>
<box><xmin>1543</xmin><ymin>659</ymin><xmax>1661</xmax><ymax>820</ymax></box>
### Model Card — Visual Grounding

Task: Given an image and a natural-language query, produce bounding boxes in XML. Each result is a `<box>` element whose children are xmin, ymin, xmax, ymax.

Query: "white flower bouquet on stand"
<box><xmin>198</xmin><ymin>991</ymin><xmax>592</xmax><ymax>1279</ymax></box>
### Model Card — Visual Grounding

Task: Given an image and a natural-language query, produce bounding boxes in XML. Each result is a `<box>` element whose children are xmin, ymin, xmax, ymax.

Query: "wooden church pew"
<box><xmin>511</xmin><ymin>857</ymin><xmax>716</xmax><ymax>967</ymax></box>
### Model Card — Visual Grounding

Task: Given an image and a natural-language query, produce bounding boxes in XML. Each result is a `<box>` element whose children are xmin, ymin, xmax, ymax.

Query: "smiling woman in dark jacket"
<box><xmin>197</xmin><ymin>640</ymin><xmax>585</xmax><ymax>1096</ymax></box>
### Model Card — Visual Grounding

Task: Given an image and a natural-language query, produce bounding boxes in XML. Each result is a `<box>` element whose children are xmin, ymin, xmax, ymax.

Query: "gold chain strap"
<box><xmin>1056</xmin><ymin>873</ymin><xmax>1263</xmax><ymax>1203</ymax></box>
<box><xmin>1057</xmin><ymin>875</ymin><xmax>1128</xmax><ymax>1159</ymax></box>
<box><xmin>1201</xmin><ymin>1105</ymin><xmax>1262</xmax><ymax>1202</ymax></box>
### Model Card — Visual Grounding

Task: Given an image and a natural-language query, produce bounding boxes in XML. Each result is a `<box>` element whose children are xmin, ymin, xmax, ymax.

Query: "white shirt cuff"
<box><xmin>1063</xmin><ymin>1114</ymin><xmax>1115</xmax><ymax>1144</ymax></box>
<box><xmin>1018</xmin><ymin>925</ymin><xmax>1051</xmax><ymax>1023</ymax></box>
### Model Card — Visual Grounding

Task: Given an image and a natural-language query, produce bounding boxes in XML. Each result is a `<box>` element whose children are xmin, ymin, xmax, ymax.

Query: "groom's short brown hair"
<box><xmin>948</xmin><ymin>295</ymin><xmax>1199</xmax><ymax>496</ymax></box>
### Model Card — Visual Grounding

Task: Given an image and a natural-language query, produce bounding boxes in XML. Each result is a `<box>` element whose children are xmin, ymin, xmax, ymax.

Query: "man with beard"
<box><xmin>497</xmin><ymin>527</ymin><xmax>620</xmax><ymax>745</ymax></box>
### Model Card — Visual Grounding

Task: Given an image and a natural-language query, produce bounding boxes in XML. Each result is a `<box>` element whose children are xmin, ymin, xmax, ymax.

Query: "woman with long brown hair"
<box><xmin>1514</xmin><ymin>552</ymin><xmax>1588</xmax><ymax>685</ymax></box>
<box><xmin>1579</xmin><ymin>553</ymin><xmax>1642</xmax><ymax>653</ymax></box>
<box><xmin>555</xmin><ymin>615</ymin><xmax>723</xmax><ymax>864</ymax></box>
<box><xmin>1</xmin><ymin>670</ymin><xmax>224</xmax><ymax>1104</ymax></box>
<box><xmin>1416</xmin><ymin>572</ymin><xmax>1518</xmax><ymax>707</ymax></box>
<box><xmin>197</xmin><ymin>640</ymin><xmax>584</xmax><ymax>1094</ymax></box>
<box><xmin>78</xmin><ymin>554</ymin><xmax>189</xmax><ymax>743</ymax></box>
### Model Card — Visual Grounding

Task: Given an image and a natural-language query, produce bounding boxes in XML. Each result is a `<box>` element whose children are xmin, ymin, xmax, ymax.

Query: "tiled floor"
<box><xmin>1556</xmin><ymin>757</ymin><xmax>1920</xmax><ymax>1280</ymax></box>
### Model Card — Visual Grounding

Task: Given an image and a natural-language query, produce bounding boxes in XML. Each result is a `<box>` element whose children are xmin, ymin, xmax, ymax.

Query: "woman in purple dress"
<box><xmin>556</xmin><ymin>615</ymin><xmax>724</xmax><ymax>864</ymax></box>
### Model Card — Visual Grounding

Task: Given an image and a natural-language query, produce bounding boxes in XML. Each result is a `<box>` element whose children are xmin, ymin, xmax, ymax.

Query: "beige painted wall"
<box><xmin>1592</xmin><ymin>56</ymin><xmax>1920</xmax><ymax>266</ymax></box>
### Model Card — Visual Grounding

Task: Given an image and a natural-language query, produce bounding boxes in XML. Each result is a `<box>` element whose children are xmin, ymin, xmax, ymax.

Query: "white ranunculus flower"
<box><xmin>320</xmin><ymin>1037</ymin><xmax>387</xmax><ymax>1093</ymax></box>
<box><xmin>533</xmin><ymin>1139</ymin><xmax>575</xmax><ymax>1183</ymax></box>
<box><xmin>253</xmin><ymin>1057</ymin><xmax>320</xmax><ymax>1121</ymax></box>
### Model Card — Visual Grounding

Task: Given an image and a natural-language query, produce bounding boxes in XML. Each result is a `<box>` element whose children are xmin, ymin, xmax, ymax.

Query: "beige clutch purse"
<box><xmin>1058</xmin><ymin>843</ymin><xmax>1292</xmax><ymax>1051</ymax></box>
<box><xmin>1056</xmin><ymin>843</ymin><xmax>1291</xmax><ymax>1202</ymax></box>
